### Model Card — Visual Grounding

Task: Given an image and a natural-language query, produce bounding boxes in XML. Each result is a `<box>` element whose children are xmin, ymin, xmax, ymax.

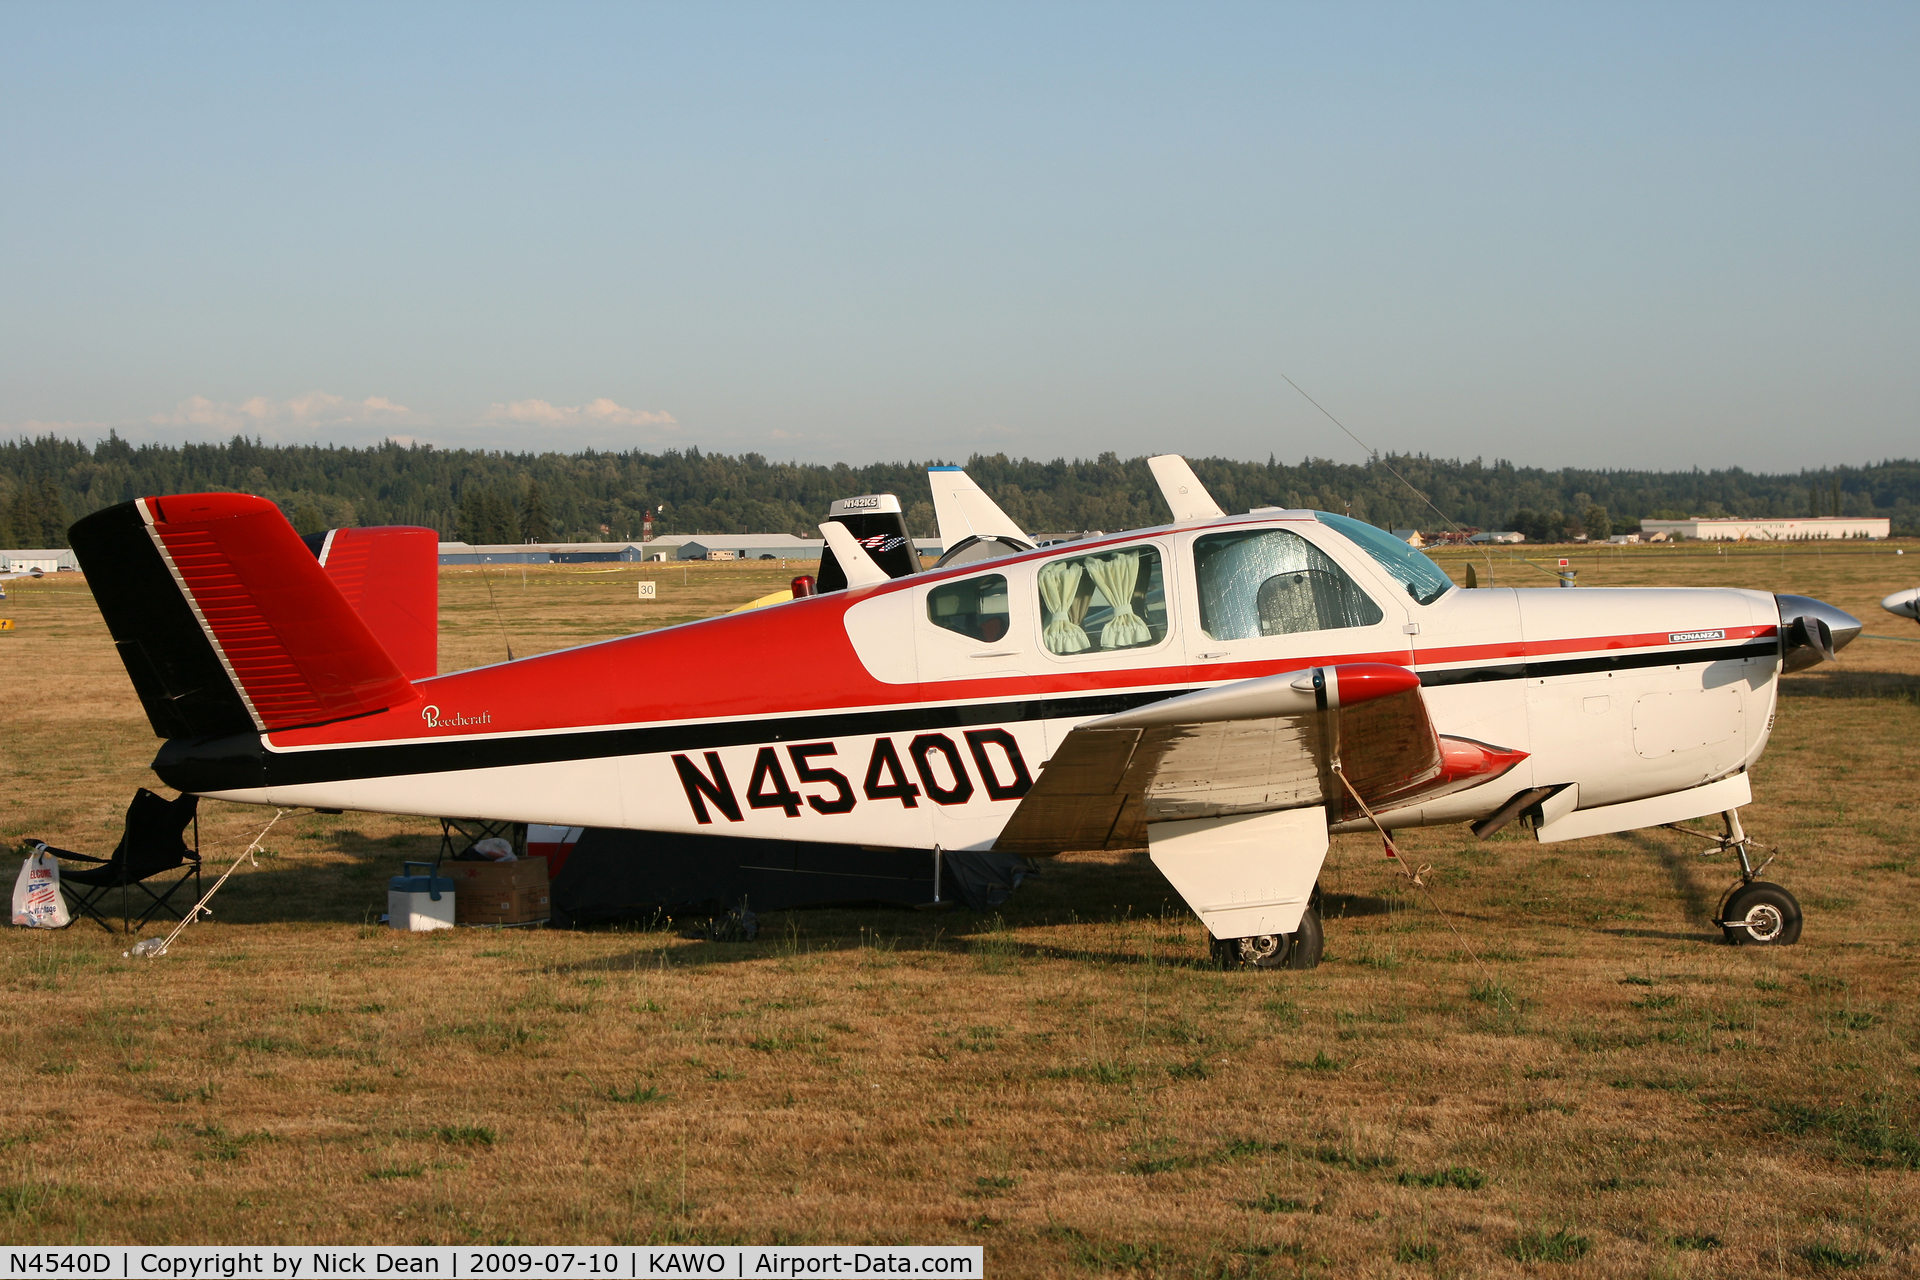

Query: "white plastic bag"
<box><xmin>12</xmin><ymin>845</ymin><xmax>71</xmax><ymax>929</ymax></box>
<box><xmin>471</xmin><ymin>837</ymin><xmax>516</xmax><ymax>861</ymax></box>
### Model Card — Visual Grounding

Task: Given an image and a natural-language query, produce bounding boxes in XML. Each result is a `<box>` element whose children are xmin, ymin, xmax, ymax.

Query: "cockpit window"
<box><xmin>1037</xmin><ymin>545</ymin><xmax>1167</xmax><ymax>655</ymax></box>
<box><xmin>927</xmin><ymin>573</ymin><xmax>1010</xmax><ymax>642</ymax></box>
<box><xmin>1194</xmin><ymin>529</ymin><xmax>1383</xmax><ymax>640</ymax></box>
<box><xmin>1314</xmin><ymin>512</ymin><xmax>1453</xmax><ymax>606</ymax></box>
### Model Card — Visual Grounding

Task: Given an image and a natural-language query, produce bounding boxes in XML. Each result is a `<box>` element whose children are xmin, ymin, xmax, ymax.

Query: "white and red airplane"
<box><xmin>0</xmin><ymin>564</ymin><xmax>45</xmax><ymax>600</ymax></box>
<box><xmin>1885</xmin><ymin>587</ymin><xmax>1919</xmax><ymax>624</ymax></box>
<box><xmin>69</xmin><ymin>457</ymin><xmax>1859</xmax><ymax>966</ymax></box>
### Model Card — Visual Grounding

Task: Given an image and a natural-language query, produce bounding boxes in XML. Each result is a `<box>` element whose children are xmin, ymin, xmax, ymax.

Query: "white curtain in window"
<box><xmin>1038</xmin><ymin>560</ymin><xmax>1091</xmax><ymax>653</ymax></box>
<box><xmin>1087</xmin><ymin>551</ymin><xmax>1151</xmax><ymax>648</ymax></box>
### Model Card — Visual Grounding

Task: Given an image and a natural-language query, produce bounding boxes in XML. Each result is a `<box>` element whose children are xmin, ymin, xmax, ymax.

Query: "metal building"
<box><xmin>1639</xmin><ymin>516</ymin><xmax>1891</xmax><ymax>542</ymax></box>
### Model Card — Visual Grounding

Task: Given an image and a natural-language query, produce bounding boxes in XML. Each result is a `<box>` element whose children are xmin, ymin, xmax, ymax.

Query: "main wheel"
<box><xmin>1720</xmin><ymin>881</ymin><xmax>1802</xmax><ymax>946</ymax></box>
<box><xmin>1213</xmin><ymin>904</ymin><xmax>1325</xmax><ymax>971</ymax></box>
<box><xmin>1282</xmin><ymin>904</ymin><xmax>1324</xmax><ymax>970</ymax></box>
<box><xmin>1211</xmin><ymin>933</ymin><xmax>1288</xmax><ymax>968</ymax></box>
<box><xmin>1237</xmin><ymin>933</ymin><xmax>1289</xmax><ymax>968</ymax></box>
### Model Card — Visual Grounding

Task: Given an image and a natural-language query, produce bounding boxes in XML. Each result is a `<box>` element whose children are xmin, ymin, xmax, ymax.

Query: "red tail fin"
<box><xmin>71</xmin><ymin>493</ymin><xmax>418</xmax><ymax>736</ymax></box>
<box><xmin>311</xmin><ymin>527</ymin><xmax>439</xmax><ymax>681</ymax></box>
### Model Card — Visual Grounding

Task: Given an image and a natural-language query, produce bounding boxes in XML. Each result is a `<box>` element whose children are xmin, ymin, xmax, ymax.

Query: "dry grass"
<box><xmin>1</xmin><ymin>545</ymin><xmax>1918</xmax><ymax>1274</ymax></box>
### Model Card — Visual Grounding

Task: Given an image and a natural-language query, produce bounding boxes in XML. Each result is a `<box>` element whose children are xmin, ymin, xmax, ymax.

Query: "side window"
<box><xmin>1194</xmin><ymin>529</ymin><xmax>1383</xmax><ymax>641</ymax></box>
<box><xmin>1037</xmin><ymin>545</ymin><xmax>1167</xmax><ymax>655</ymax></box>
<box><xmin>927</xmin><ymin>573</ymin><xmax>1010</xmax><ymax>642</ymax></box>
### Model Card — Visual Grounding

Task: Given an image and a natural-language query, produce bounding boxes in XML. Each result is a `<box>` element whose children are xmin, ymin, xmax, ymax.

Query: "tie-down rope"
<box><xmin>1332</xmin><ymin>764</ymin><xmax>1514</xmax><ymax>1011</ymax></box>
<box><xmin>128</xmin><ymin>808</ymin><xmax>286</xmax><ymax>958</ymax></box>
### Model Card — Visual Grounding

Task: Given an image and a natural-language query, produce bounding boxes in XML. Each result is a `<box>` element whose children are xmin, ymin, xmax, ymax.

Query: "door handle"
<box><xmin>1196</xmin><ymin>651</ymin><xmax>1230</xmax><ymax>659</ymax></box>
<box><xmin>970</xmin><ymin>650</ymin><xmax>1019</xmax><ymax>658</ymax></box>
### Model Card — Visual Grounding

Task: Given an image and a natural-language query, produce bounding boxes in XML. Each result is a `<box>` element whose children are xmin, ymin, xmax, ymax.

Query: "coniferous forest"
<box><xmin>1</xmin><ymin>432</ymin><xmax>1915</xmax><ymax>547</ymax></box>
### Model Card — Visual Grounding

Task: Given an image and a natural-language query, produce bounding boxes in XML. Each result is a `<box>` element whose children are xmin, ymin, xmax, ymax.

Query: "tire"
<box><xmin>1210</xmin><ymin>933</ymin><xmax>1288</xmax><ymax>969</ymax></box>
<box><xmin>1213</xmin><ymin>897</ymin><xmax>1325</xmax><ymax>971</ymax></box>
<box><xmin>1282</xmin><ymin>904</ymin><xmax>1324</xmax><ymax>970</ymax></box>
<box><xmin>1720</xmin><ymin>882</ymin><xmax>1802</xmax><ymax>946</ymax></box>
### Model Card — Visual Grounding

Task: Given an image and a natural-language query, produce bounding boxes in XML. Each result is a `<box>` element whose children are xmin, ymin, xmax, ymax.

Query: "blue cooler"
<box><xmin>388</xmin><ymin>861</ymin><xmax>455</xmax><ymax>932</ymax></box>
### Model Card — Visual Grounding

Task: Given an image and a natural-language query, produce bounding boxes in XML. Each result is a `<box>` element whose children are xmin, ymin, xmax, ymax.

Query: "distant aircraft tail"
<box><xmin>69</xmin><ymin>494</ymin><xmax>420</xmax><ymax>739</ymax></box>
<box><xmin>816</xmin><ymin>493</ymin><xmax>921</xmax><ymax>592</ymax></box>
<box><xmin>303</xmin><ymin>526</ymin><xmax>440</xmax><ymax>681</ymax></box>
<box><xmin>927</xmin><ymin>467</ymin><xmax>1030</xmax><ymax>547</ymax></box>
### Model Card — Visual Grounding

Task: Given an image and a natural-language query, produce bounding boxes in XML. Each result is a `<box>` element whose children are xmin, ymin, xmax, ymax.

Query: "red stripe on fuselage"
<box><xmin>262</xmin><ymin>570</ymin><xmax>1776</xmax><ymax>753</ymax></box>
<box><xmin>1414</xmin><ymin>623</ymin><xmax>1775</xmax><ymax>669</ymax></box>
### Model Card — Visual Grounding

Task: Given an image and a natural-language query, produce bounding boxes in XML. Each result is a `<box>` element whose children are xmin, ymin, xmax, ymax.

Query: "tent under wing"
<box><xmin>547</xmin><ymin>828</ymin><xmax>1037</xmax><ymax>924</ymax></box>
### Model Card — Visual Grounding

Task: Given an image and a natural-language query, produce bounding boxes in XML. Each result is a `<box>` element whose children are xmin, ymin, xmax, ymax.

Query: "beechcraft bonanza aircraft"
<box><xmin>70</xmin><ymin>458</ymin><xmax>1860</xmax><ymax>966</ymax></box>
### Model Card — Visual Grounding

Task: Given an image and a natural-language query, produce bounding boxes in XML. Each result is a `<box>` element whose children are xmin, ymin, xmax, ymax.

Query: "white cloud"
<box><xmin>6</xmin><ymin>392</ymin><xmax>687</xmax><ymax>452</ymax></box>
<box><xmin>147</xmin><ymin>392</ymin><xmax>425</xmax><ymax>436</ymax></box>
<box><xmin>481</xmin><ymin>398</ymin><xmax>677</xmax><ymax>429</ymax></box>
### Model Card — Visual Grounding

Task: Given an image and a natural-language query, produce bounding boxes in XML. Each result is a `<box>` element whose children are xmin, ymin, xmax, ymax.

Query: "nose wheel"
<box><xmin>1212</xmin><ymin>900</ymin><xmax>1324</xmax><ymax>970</ymax></box>
<box><xmin>1717</xmin><ymin>881</ymin><xmax>1802</xmax><ymax>946</ymax></box>
<box><xmin>1666</xmin><ymin>807</ymin><xmax>1803</xmax><ymax>947</ymax></box>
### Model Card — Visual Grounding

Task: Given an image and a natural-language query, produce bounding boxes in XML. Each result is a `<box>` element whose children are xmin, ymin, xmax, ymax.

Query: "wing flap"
<box><xmin>997</xmin><ymin>662</ymin><xmax>1523</xmax><ymax>854</ymax></box>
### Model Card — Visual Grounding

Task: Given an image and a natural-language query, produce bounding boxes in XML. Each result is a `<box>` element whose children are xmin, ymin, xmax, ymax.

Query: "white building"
<box><xmin>1468</xmin><ymin>531</ymin><xmax>1525</xmax><ymax>545</ymax></box>
<box><xmin>675</xmin><ymin>535</ymin><xmax>947</xmax><ymax>562</ymax></box>
<box><xmin>1</xmin><ymin>548</ymin><xmax>80</xmax><ymax>572</ymax></box>
<box><xmin>438</xmin><ymin>541</ymin><xmax>665</xmax><ymax>565</ymax></box>
<box><xmin>1640</xmin><ymin>516</ymin><xmax>1890</xmax><ymax>542</ymax></box>
<box><xmin>437</xmin><ymin>535</ymin><xmax>947</xmax><ymax>565</ymax></box>
<box><xmin>675</xmin><ymin>534</ymin><xmax>825</xmax><ymax>561</ymax></box>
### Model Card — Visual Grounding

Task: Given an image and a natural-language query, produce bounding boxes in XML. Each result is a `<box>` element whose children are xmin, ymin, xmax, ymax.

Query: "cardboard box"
<box><xmin>440</xmin><ymin>857</ymin><xmax>550</xmax><ymax>926</ymax></box>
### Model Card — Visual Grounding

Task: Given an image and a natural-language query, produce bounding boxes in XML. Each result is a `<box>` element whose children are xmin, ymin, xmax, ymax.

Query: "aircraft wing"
<box><xmin>995</xmin><ymin>663</ymin><xmax>1525</xmax><ymax>854</ymax></box>
<box><xmin>0</xmin><ymin>567</ymin><xmax>45</xmax><ymax>582</ymax></box>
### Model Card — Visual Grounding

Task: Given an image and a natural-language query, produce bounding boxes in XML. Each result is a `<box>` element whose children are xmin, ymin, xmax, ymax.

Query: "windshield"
<box><xmin>1314</xmin><ymin>512</ymin><xmax>1453</xmax><ymax>605</ymax></box>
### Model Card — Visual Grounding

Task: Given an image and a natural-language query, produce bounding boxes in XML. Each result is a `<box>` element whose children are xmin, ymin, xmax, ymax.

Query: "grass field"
<box><xmin>2</xmin><ymin>543</ymin><xmax>1918</xmax><ymax>1275</ymax></box>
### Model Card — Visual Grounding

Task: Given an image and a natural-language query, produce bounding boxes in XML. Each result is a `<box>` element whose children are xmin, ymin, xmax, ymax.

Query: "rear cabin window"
<box><xmin>1194</xmin><ymin>529</ymin><xmax>1383</xmax><ymax>641</ymax></box>
<box><xmin>1037</xmin><ymin>545</ymin><xmax>1167</xmax><ymax>655</ymax></box>
<box><xmin>927</xmin><ymin>573</ymin><xmax>1010</xmax><ymax>642</ymax></box>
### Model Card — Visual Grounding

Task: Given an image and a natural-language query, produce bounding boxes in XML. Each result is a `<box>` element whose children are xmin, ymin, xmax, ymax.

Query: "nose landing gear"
<box><xmin>1718</xmin><ymin>880</ymin><xmax>1802</xmax><ymax>946</ymax></box>
<box><xmin>1667</xmin><ymin>808</ymin><xmax>1803</xmax><ymax>946</ymax></box>
<box><xmin>1212</xmin><ymin>895</ymin><xmax>1324</xmax><ymax>970</ymax></box>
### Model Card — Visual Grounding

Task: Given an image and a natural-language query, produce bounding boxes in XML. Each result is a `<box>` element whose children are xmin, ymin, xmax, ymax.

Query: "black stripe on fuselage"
<box><xmin>1417</xmin><ymin>638</ymin><xmax>1776</xmax><ymax>688</ymax></box>
<box><xmin>154</xmin><ymin>687</ymin><xmax>1197</xmax><ymax>792</ymax></box>
<box><xmin>154</xmin><ymin>638</ymin><xmax>1780</xmax><ymax>792</ymax></box>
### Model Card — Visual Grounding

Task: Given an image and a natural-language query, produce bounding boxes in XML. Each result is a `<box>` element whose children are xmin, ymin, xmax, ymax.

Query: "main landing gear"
<box><xmin>1212</xmin><ymin>892</ymin><xmax>1324</xmax><ymax>970</ymax></box>
<box><xmin>1671</xmin><ymin>809</ymin><xmax>1803</xmax><ymax>947</ymax></box>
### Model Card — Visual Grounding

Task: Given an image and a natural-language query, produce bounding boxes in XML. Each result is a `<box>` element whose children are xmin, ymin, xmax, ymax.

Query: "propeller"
<box><xmin>1777</xmin><ymin>594</ymin><xmax>1858</xmax><ymax>672</ymax></box>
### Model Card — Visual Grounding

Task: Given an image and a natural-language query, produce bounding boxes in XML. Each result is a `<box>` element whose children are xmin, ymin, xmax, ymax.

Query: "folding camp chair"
<box><xmin>42</xmin><ymin>789</ymin><xmax>201</xmax><ymax>933</ymax></box>
<box><xmin>439</xmin><ymin>816</ymin><xmax>525</xmax><ymax>861</ymax></box>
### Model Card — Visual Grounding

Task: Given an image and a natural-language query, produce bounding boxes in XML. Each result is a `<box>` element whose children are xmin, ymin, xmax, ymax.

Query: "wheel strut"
<box><xmin>1663</xmin><ymin>807</ymin><xmax>1773</xmax><ymax>885</ymax></box>
<box><xmin>1724</xmin><ymin>809</ymin><xmax>1756</xmax><ymax>883</ymax></box>
<box><xmin>1660</xmin><ymin>807</ymin><xmax>1804</xmax><ymax>945</ymax></box>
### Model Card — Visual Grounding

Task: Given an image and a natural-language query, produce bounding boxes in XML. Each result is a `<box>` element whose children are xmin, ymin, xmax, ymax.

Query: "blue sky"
<box><xmin>3</xmin><ymin>2</ymin><xmax>1914</xmax><ymax>469</ymax></box>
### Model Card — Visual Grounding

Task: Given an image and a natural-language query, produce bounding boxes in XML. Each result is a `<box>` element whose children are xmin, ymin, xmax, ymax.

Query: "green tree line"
<box><xmin>2</xmin><ymin>431</ymin><xmax>1916</xmax><ymax>547</ymax></box>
